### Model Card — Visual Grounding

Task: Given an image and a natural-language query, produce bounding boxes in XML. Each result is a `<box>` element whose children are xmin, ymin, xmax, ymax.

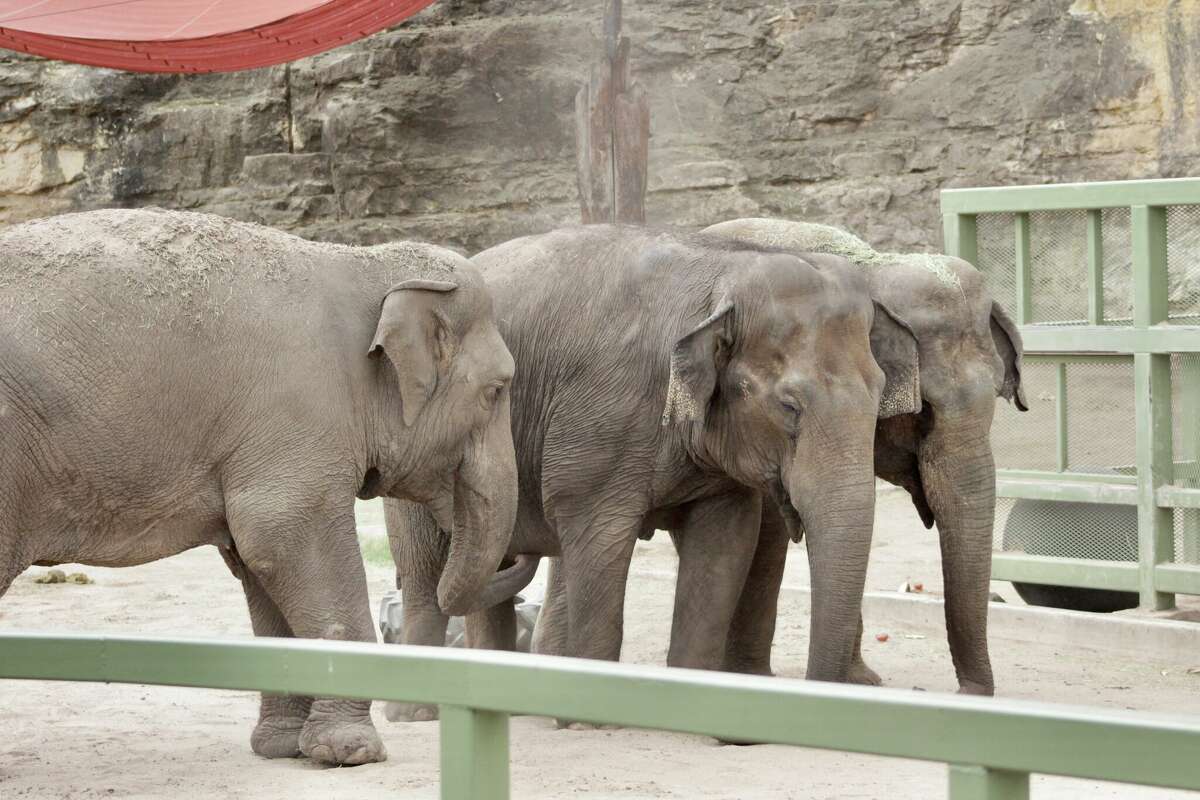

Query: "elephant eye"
<box><xmin>482</xmin><ymin>381</ymin><xmax>504</xmax><ymax>407</ymax></box>
<box><xmin>779</xmin><ymin>399</ymin><xmax>802</xmax><ymax>416</ymax></box>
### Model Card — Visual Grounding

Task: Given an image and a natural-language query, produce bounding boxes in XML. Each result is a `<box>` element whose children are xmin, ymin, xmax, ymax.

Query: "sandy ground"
<box><xmin>2</xmin><ymin>490</ymin><xmax>1199</xmax><ymax>799</ymax></box>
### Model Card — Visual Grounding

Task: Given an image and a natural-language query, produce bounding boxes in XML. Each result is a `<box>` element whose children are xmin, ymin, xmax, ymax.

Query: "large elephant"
<box><xmin>385</xmin><ymin>225</ymin><xmax>922</xmax><ymax>720</ymax></box>
<box><xmin>0</xmin><ymin>209</ymin><xmax>521</xmax><ymax>765</ymax></box>
<box><xmin>688</xmin><ymin>218</ymin><xmax>1028</xmax><ymax>695</ymax></box>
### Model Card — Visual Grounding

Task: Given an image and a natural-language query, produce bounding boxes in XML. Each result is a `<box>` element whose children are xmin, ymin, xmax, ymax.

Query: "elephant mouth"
<box><xmin>770</xmin><ymin>481</ymin><xmax>806</xmax><ymax>544</ymax></box>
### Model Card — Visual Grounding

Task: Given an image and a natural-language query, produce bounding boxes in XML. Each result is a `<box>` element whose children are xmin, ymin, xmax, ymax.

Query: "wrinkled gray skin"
<box><xmin>386</xmin><ymin>225</ymin><xmax>922</xmax><ymax>722</ymax></box>
<box><xmin>0</xmin><ymin>209</ymin><xmax>519</xmax><ymax>764</ymax></box>
<box><xmin>680</xmin><ymin>218</ymin><xmax>1028</xmax><ymax>695</ymax></box>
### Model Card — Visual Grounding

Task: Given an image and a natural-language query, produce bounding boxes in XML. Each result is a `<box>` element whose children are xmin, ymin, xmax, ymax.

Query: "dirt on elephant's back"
<box><xmin>0</xmin><ymin>208</ymin><xmax>465</xmax><ymax>329</ymax></box>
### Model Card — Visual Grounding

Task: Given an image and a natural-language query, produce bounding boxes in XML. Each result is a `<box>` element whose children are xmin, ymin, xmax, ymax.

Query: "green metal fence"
<box><xmin>942</xmin><ymin>178</ymin><xmax>1200</xmax><ymax>609</ymax></box>
<box><xmin>3</xmin><ymin>632</ymin><xmax>1200</xmax><ymax>798</ymax></box>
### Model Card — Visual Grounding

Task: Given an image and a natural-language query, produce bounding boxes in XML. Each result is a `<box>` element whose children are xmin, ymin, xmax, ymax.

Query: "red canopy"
<box><xmin>0</xmin><ymin>0</ymin><xmax>438</xmax><ymax>73</ymax></box>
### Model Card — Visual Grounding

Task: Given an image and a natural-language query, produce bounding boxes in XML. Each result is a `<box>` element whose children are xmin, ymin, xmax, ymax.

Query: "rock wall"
<box><xmin>1</xmin><ymin>0</ymin><xmax>1197</xmax><ymax>253</ymax></box>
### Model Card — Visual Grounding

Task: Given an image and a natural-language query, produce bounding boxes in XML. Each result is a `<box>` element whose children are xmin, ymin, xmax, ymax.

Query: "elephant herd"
<box><xmin>0</xmin><ymin>207</ymin><xmax>1024</xmax><ymax>767</ymax></box>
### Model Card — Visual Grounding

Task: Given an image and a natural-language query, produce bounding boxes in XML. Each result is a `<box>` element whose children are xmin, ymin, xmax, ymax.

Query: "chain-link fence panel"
<box><xmin>1101</xmin><ymin>207</ymin><xmax>1133</xmax><ymax>325</ymax></box>
<box><xmin>991</xmin><ymin>358</ymin><xmax>1134</xmax><ymax>474</ymax></box>
<box><xmin>1167</xmin><ymin>205</ymin><xmax>1200</xmax><ymax>324</ymax></box>
<box><xmin>1028</xmin><ymin>210</ymin><xmax>1089</xmax><ymax>325</ymax></box>
<box><xmin>975</xmin><ymin>212</ymin><xmax>1016</xmax><ymax>320</ymax></box>
<box><xmin>1067</xmin><ymin>359</ymin><xmax>1136</xmax><ymax>472</ymax></box>
<box><xmin>998</xmin><ymin>496</ymin><xmax>1138</xmax><ymax>562</ymax></box>
<box><xmin>991</xmin><ymin>358</ymin><xmax>1057</xmax><ymax>471</ymax></box>
<box><xmin>1171</xmin><ymin>353</ymin><xmax>1200</xmax><ymax>564</ymax></box>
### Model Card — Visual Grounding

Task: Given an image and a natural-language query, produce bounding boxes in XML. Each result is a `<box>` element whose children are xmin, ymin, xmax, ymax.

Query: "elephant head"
<box><xmin>702</xmin><ymin>218</ymin><xmax>1027</xmax><ymax>694</ymax></box>
<box><xmin>662</xmin><ymin>246</ymin><xmax>921</xmax><ymax>681</ymax></box>
<box><xmin>363</xmin><ymin>262</ymin><xmax>521</xmax><ymax>617</ymax></box>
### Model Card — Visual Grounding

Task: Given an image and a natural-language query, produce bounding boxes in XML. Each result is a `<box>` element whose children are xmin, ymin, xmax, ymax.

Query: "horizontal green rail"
<box><xmin>990</xmin><ymin>553</ymin><xmax>1139</xmax><ymax>592</ymax></box>
<box><xmin>997</xmin><ymin>474</ymin><xmax>1138</xmax><ymax>505</ymax></box>
<box><xmin>992</xmin><ymin>556</ymin><xmax>1200</xmax><ymax>596</ymax></box>
<box><xmin>3</xmin><ymin>633</ymin><xmax>1200</xmax><ymax>799</ymax></box>
<box><xmin>1157</xmin><ymin>486</ymin><xmax>1200</xmax><ymax>510</ymax></box>
<box><xmin>1153</xmin><ymin>564</ymin><xmax>1200</xmax><ymax>595</ymax></box>
<box><xmin>941</xmin><ymin>177</ymin><xmax>1200</xmax><ymax>213</ymax></box>
<box><xmin>1018</xmin><ymin>325</ymin><xmax>1200</xmax><ymax>355</ymax></box>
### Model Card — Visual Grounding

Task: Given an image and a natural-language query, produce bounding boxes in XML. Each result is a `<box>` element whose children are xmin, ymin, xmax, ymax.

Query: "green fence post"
<box><xmin>943</xmin><ymin>212</ymin><xmax>978</xmax><ymax>264</ymax></box>
<box><xmin>1086</xmin><ymin>209</ymin><xmax>1104</xmax><ymax>324</ymax></box>
<box><xmin>1014</xmin><ymin>211</ymin><xmax>1033</xmax><ymax>324</ymax></box>
<box><xmin>440</xmin><ymin>705</ymin><xmax>510</xmax><ymax>800</ymax></box>
<box><xmin>1132</xmin><ymin>204</ymin><xmax>1175</xmax><ymax>610</ymax></box>
<box><xmin>948</xmin><ymin>765</ymin><xmax>1030</xmax><ymax>800</ymax></box>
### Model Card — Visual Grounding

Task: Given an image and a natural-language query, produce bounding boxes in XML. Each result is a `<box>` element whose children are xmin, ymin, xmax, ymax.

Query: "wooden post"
<box><xmin>575</xmin><ymin>0</ymin><xmax>649</xmax><ymax>224</ymax></box>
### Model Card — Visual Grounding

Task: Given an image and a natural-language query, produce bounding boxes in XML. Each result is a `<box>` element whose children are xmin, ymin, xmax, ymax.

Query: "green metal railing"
<box><xmin>942</xmin><ymin>178</ymin><xmax>1200</xmax><ymax>609</ymax></box>
<box><xmin>3</xmin><ymin>632</ymin><xmax>1200</xmax><ymax>798</ymax></box>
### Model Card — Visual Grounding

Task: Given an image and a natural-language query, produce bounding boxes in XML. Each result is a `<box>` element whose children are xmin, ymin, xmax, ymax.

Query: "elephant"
<box><xmin>384</xmin><ymin>224</ymin><xmax>923</xmax><ymax>722</ymax></box>
<box><xmin>0</xmin><ymin>208</ymin><xmax>525</xmax><ymax>765</ymax></box>
<box><xmin>662</xmin><ymin>218</ymin><xmax>1026</xmax><ymax>695</ymax></box>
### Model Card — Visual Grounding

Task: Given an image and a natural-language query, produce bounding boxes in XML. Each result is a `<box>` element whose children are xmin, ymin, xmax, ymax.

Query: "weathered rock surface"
<box><xmin>0</xmin><ymin>0</ymin><xmax>1197</xmax><ymax>253</ymax></box>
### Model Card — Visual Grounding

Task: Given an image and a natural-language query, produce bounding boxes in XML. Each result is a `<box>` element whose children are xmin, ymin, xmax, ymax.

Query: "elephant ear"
<box><xmin>368</xmin><ymin>279</ymin><xmax>459</xmax><ymax>426</ymax></box>
<box><xmin>661</xmin><ymin>299</ymin><xmax>734</xmax><ymax>427</ymax></box>
<box><xmin>870</xmin><ymin>301</ymin><xmax>922</xmax><ymax>419</ymax></box>
<box><xmin>990</xmin><ymin>300</ymin><xmax>1028</xmax><ymax>411</ymax></box>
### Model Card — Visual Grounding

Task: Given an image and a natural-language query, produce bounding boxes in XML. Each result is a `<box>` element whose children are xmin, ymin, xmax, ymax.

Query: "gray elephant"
<box><xmin>686</xmin><ymin>218</ymin><xmax>1027</xmax><ymax>695</ymax></box>
<box><xmin>385</xmin><ymin>224</ymin><xmax>922</xmax><ymax>721</ymax></box>
<box><xmin>0</xmin><ymin>209</ymin><xmax>521</xmax><ymax>765</ymax></box>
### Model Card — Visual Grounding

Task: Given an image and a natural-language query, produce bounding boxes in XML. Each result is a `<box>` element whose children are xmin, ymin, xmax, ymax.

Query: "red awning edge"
<box><xmin>0</xmin><ymin>0</ymin><xmax>439</xmax><ymax>73</ymax></box>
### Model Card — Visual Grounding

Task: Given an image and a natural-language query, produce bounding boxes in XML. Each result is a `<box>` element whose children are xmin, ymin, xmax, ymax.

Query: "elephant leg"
<box><xmin>921</xmin><ymin>429</ymin><xmax>997</xmax><ymax>696</ymax></box>
<box><xmin>668</xmin><ymin>490</ymin><xmax>762</xmax><ymax>670</ymax></box>
<box><xmin>220</xmin><ymin>546</ymin><xmax>313</xmax><ymax>758</ymax></box>
<box><xmin>722</xmin><ymin>502</ymin><xmax>789</xmax><ymax>676</ymax></box>
<box><xmin>0</xmin><ymin>512</ymin><xmax>25</xmax><ymax>598</ymax></box>
<box><xmin>560</xmin><ymin>516</ymin><xmax>641</xmax><ymax>663</ymax></box>
<box><xmin>555</xmin><ymin>521</ymin><xmax>640</xmax><ymax>731</ymax></box>
<box><xmin>802</xmin><ymin>488</ymin><xmax>875</xmax><ymax>684</ymax></box>
<box><xmin>531</xmin><ymin>557</ymin><xmax>568</xmax><ymax>656</ymax></box>
<box><xmin>384</xmin><ymin>498</ymin><xmax>449</xmax><ymax>723</ymax></box>
<box><xmin>225</xmin><ymin>491</ymin><xmax>386</xmax><ymax>766</ymax></box>
<box><xmin>464</xmin><ymin>598</ymin><xmax>517</xmax><ymax>650</ymax></box>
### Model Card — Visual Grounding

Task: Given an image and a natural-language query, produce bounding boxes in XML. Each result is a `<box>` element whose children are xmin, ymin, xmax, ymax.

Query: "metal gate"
<box><xmin>941</xmin><ymin>178</ymin><xmax>1200</xmax><ymax>609</ymax></box>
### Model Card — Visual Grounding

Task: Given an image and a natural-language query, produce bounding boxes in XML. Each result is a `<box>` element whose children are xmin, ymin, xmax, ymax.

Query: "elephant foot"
<box><xmin>846</xmin><ymin>659</ymin><xmax>882</xmax><ymax>687</ymax></box>
<box><xmin>957</xmin><ymin>680</ymin><xmax>994</xmax><ymax>697</ymax></box>
<box><xmin>250</xmin><ymin>715</ymin><xmax>306</xmax><ymax>759</ymax></box>
<box><xmin>385</xmin><ymin>701</ymin><xmax>439</xmax><ymax>723</ymax></box>
<box><xmin>299</xmin><ymin>717</ymin><xmax>387</xmax><ymax>766</ymax></box>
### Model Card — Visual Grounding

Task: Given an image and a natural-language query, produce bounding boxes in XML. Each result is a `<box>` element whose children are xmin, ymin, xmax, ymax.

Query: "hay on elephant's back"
<box><xmin>706</xmin><ymin>218</ymin><xmax>963</xmax><ymax>290</ymax></box>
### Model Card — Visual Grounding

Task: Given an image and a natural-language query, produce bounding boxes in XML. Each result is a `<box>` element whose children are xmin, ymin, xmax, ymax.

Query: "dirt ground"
<box><xmin>2</xmin><ymin>489</ymin><xmax>1198</xmax><ymax>799</ymax></box>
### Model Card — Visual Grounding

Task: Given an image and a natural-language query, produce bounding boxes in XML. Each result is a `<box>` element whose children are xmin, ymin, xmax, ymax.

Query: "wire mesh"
<box><xmin>1167</xmin><ymin>205</ymin><xmax>1200</xmax><ymax>324</ymax></box>
<box><xmin>991</xmin><ymin>358</ymin><xmax>1135</xmax><ymax>473</ymax></box>
<box><xmin>1172</xmin><ymin>509</ymin><xmax>1199</xmax><ymax>565</ymax></box>
<box><xmin>991</xmin><ymin>358</ymin><xmax>1057</xmax><ymax>471</ymax></box>
<box><xmin>1028</xmin><ymin>210</ymin><xmax>1089</xmax><ymax>325</ymax></box>
<box><xmin>1100</xmin><ymin>207</ymin><xmax>1133</xmax><ymax>325</ymax></box>
<box><xmin>1171</xmin><ymin>353</ymin><xmax>1200</xmax><ymax>563</ymax></box>
<box><xmin>1067</xmin><ymin>359</ymin><xmax>1136</xmax><ymax>472</ymax></box>
<box><xmin>975</xmin><ymin>212</ymin><xmax>1016</xmax><ymax>321</ymax></box>
<box><xmin>997</xmin><ymin>496</ymin><xmax>1138</xmax><ymax>562</ymax></box>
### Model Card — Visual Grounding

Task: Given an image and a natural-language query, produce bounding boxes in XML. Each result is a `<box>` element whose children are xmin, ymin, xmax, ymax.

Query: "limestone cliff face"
<box><xmin>0</xmin><ymin>0</ymin><xmax>1196</xmax><ymax>253</ymax></box>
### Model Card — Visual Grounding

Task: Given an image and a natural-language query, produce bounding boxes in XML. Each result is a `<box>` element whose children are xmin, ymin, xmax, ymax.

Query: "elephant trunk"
<box><xmin>919</xmin><ymin>425</ymin><xmax>997</xmax><ymax>695</ymax></box>
<box><xmin>788</xmin><ymin>439</ymin><xmax>877</xmax><ymax>684</ymax></box>
<box><xmin>435</xmin><ymin>401</ymin><xmax>520</xmax><ymax>617</ymax></box>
